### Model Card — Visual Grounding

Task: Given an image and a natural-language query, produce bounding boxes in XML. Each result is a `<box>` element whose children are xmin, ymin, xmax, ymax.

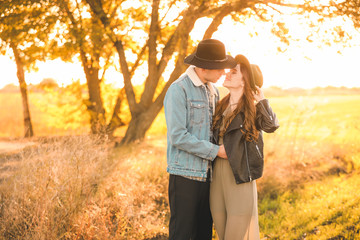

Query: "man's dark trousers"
<box><xmin>168</xmin><ymin>174</ymin><xmax>213</xmax><ymax>240</ymax></box>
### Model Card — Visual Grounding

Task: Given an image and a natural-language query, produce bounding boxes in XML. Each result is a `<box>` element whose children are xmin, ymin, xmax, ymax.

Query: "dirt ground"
<box><xmin>0</xmin><ymin>140</ymin><xmax>37</xmax><ymax>182</ymax></box>
<box><xmin>0</xmin><ymin>140</ymin><xmax>37</xmax><ymax>155</ymax></box>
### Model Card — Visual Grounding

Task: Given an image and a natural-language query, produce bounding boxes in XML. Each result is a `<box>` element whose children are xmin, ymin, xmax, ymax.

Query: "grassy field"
<box><xmin>0</xmin><ymin>92</ymin><xmax>90</xmax><ymax>137</ymax></box>
<box><xmin>0</xmin><ymin>92</ymin><xmax>360</xmax><ymax>239</ymax></box>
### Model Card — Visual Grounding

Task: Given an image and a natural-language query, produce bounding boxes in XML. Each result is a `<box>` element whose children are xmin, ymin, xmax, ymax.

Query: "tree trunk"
<box><xmin>62</xmin><ymin>0</ymin><xmax>108</xmax><ymax>135</ymax></box>
<box><xmin>106</xmin><ymin>88</ymin><xmax>126</xmax><ymax>138</ymax></box>
<box><xmin>79</xmin><ymin>48</ymin><xmax>107</xmax><ymax>134</ymax></box>
<box><xmin>10</xmin><ymin>42</ymin><xmax>34</xmax><ymax>138</ymax></box>
<box><xmin>85</xmin><ymin>67</ymin><xmax>107</xmax><ymax>134</ymax></box>
<box><xmin>120</xmin><ymin>101</ymin><xmax>163</xmax><ymax>144</ymax></box>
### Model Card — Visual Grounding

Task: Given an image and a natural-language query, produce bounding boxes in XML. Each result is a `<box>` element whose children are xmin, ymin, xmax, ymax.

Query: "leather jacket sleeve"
<box><xmin>255</xmin><ymin>99</ymin><xmax>279</xmax><ymax>133</ymax></box>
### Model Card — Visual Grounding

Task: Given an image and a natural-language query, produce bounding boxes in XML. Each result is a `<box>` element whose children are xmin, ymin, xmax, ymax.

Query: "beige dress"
<box><xmin>210</xmin><ymin>106</ymin><xmax>260</xmax><ymax>240</ymax></box>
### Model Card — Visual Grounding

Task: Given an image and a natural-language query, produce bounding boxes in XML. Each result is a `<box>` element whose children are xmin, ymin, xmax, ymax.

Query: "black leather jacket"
<box><xmin>213</xmin><ymin>99</ymin><xmax>279</xmax><ymax>184</ymax></box>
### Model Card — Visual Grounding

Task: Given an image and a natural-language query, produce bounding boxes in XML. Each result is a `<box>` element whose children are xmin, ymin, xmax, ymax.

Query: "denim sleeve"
<box><xmin>164</xmin><ymin>84</ymin><xmax>219</xmax><ymax>161</ymax></box>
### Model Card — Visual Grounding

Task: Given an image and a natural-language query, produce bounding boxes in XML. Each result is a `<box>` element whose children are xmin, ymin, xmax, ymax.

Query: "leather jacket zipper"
<box><xmin>255</xmin><ymin>144</ymin><xmax>262</xmax><ymax>158</ymax></box>
<box><xmin>244</xmin><ymin>141</ymin><xmax>252</xmax><ymax>182</ymax></box>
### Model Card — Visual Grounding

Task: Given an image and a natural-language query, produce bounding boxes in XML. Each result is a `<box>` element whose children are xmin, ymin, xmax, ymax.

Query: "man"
<box><xmin>164</xmin><ymin>39</ymin><xmax>237</xmax><ymax>240</ymax></box>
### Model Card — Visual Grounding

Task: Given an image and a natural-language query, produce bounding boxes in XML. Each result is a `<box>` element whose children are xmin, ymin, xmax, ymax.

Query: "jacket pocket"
<box><xmin>189</xmin><ymin>100</ymin><xmax>206</xmax><ymax>125</ymax></box>
<box><xmin>255</xmin><ymin>144</ymin><xmax>262</xmax><ymax>158</ymax></box>
<box><xmin>172</xmin><ymin>148</ymin><xmax>204</xmax><ymax>172</ymax></box>
<box><xmin>247</xmin><ymin>141</ymin><xmax>264</xmax><ymax>170</ymax></box>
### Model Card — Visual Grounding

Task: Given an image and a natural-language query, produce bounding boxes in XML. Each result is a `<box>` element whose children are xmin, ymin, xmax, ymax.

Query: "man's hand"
<box><xmin>217</xmin><ymin>145</ymin><xmax>228</xmax><ymax>159</ymax></box>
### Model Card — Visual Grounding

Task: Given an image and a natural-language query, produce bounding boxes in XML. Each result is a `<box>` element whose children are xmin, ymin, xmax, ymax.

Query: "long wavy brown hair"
<box><xmin>212</xmin><ymin>55</ymin><xmax>259</xmax><ymax>141</ymax></box>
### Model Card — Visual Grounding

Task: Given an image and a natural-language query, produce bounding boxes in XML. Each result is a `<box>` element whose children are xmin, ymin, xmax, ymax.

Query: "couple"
<box><xmin>164</xmin><ymin>39</ymin><xmax>279</xmax><ymax>240</ymax></box>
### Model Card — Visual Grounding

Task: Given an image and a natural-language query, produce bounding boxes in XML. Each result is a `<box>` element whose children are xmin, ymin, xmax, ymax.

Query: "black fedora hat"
<box><xmin>184</xmin><ymin>39</ymin><xmax>236</xmax><ymax>69</ymax></box>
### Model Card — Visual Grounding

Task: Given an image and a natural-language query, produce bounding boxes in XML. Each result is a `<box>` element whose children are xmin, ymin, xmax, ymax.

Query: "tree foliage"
<box><xmin>331</xmin><ymin>0</ymin><xmax>360</xmax><ymax>28</ymax></box>
<box><xmin>0</xmin><ymin>0</ymin><xmax>57</xmax><ymax>69</ymax></box>
<box><xmin>1</xmin><ymin>0</ymin><xmax>358</xmax><ymax>142</ymax></box>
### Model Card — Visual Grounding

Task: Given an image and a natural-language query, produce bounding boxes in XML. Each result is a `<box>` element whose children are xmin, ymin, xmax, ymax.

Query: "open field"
<box><xmin>0</xmin><ymin>92</ymin><xmax>360</xmax><ymax>239</ymax></box>
<box><xmin>0</xmin><ymin>92</ymin><xmax>90</xmax><ymax>137</ymax></box>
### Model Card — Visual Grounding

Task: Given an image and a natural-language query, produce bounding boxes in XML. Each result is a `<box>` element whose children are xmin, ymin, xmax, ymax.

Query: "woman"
<box><xmin>210</xmin><ymin>55</ymin><xmax>279</xmax><ymax>240</ymax></box>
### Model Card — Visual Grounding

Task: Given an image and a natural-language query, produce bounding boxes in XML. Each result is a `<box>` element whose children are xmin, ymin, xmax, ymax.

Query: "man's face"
<box><xmin>202</xmin><ymin>69</ymin><xmax>225</xmax><ymax>83</ymax></box>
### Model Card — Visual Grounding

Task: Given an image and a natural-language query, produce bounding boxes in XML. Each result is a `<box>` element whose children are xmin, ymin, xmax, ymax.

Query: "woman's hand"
<box><xmin>253</xmin><ymin>86</ymin><xmax>265</xmax><ymax>103</ymax></box>
<box><xmin>217</xmin><ymin>145</ymin><xmax>228</xmax><ymax>159</ymax></box>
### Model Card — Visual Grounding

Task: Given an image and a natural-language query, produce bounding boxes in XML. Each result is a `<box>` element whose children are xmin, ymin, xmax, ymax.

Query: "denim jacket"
<box><xmin>164</xmin><ymin>66</ymin><xmax>220</xmax><ymax>179</ymax></box>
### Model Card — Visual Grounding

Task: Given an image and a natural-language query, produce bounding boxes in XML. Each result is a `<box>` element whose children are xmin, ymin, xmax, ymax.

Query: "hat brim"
<box><xmin>251</xmin><ymin>64</ymin><xmax>263</xmax><ymax>88</ymax></box>
<box><xmin>184</xmin><ymin>54</ymin><xmax>237</xmax><ymax>69</ymax></box>
<box><xmin>235</xmin><ymin>55</ymin><xmax>257</xmax><ymax>91</ymax></box>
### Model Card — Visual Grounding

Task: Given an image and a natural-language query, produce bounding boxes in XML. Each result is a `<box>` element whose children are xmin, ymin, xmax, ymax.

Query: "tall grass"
<box><xmin>0</xmin><ymin>136</ymin><xmax>168</xmax><ymax>240</ymax></box>
<box><xmin>0</xmin><ymin>136</ymin><xmax>110</xmax><ymax>239</ymax></box>
<box><xmin>68</xmin><ymin>137</ymin><xmax>169</xmax><ymax>240</ymax></box>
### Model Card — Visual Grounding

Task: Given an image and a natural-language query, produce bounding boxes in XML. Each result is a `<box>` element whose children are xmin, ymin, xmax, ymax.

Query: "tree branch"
<box><xmin>85</xmin><ymin>0</ymin><xmax>137</xmax><ymax>115</ymax></box>
<box><xmin>137</xmin><ymin>5</ymin><xmax>201</xmax><ymax>108</ymax></box>
<box><xmin>99</xmin><ymin>49</ymin><xmax>113</xmax><ymax>82</ymax></box>
<box><xmin>258</xmin><ymin>0</ymin><xmax>309</xmax><ymax>9</ymax></box>
<box><xmin>156</xmin><ymin>5</ymin><xmax>205</xmax><ymax>79</ymax></box>
<box><xmin>141</xmin><ymin>0</ymin><xmax>159</xmax><ymax>104</ymax></box>
<box><xmin>153</xmin><ymin>20</ymin><xmax>191</xmax><ymax>108</ymax></box>
<box><xmin>203</xmin><ymin>5</ymin><xmax>234</xmax><ymax>40</ymax></box>
<box><xmin>129</xmin><ymin>41</ymin><xmax>147</xmax><ymax>77</ymax></box>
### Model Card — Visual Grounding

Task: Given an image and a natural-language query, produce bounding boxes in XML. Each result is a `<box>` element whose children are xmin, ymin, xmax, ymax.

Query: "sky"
<box><xmin>1</xmin><ymin>13</ymin><xmax>359</xmax><ymax>90</ymax></box>
<box><xmin>210</xmin><ymin>16</ymin><xmax>360</xmax><ymax>89</ymax></box>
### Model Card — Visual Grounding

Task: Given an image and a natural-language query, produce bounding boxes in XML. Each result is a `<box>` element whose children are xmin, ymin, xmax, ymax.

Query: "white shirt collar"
<box><xmin>185</xmin><ymin>66</ymin><xmax>218</xmax><ymax>96</ymax></box>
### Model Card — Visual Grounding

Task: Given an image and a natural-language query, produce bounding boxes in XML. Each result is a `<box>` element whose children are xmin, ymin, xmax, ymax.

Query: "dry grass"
<box><xmin>68</xmin><ymin>137</ymin><xmax>169</xmax><ymax>240</ymax></box>
<box><xmin>0</xmin><ymin>136</ymin><xmax>109</xmax><ymax>239</ymax></box>
<box><xmin>0</xmin><ymin>135</ymin><xmax>168</xmax><ymax>240</ymax></box>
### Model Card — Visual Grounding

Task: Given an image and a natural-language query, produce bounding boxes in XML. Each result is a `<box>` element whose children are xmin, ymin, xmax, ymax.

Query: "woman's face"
<box><xmin>223</xmin><ymin>64</ymin><xmax>244</xmax><ymax>90</ymax></box>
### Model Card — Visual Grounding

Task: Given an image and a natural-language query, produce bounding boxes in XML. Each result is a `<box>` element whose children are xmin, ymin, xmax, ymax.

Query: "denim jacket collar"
<box><xmin>185</xmin><ymin>66</ymin><xmax>218</xmax><ymax>97</ymax></box>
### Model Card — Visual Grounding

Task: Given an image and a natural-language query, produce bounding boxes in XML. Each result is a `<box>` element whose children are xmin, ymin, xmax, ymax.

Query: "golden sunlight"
<box><xmin>1</xmin><ymin>9</ymin><xmax>360</xmax><ymax>89</ymax></box>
